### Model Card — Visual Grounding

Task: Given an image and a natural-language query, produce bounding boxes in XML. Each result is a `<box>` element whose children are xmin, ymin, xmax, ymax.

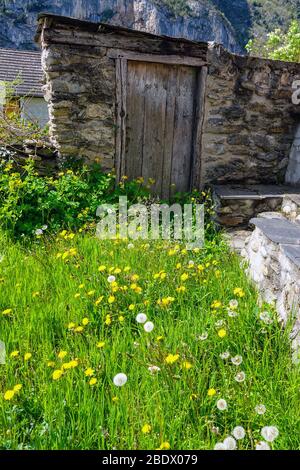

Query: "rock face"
<box><xmin>0</xmin><ymin>0</ymin><xmax>242</xmax><ymax>52</ymax></box>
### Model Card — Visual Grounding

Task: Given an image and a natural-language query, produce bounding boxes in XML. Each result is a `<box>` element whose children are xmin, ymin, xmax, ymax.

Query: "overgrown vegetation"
<box><xmin>0</xmin><ymin>229</ymin><xmax>299</xmax><ymax>450</ymax></box>
<box><xmin>246</xmin><ymin>20</ymin><xmax>300</xmax><ymax>61</ymax></box>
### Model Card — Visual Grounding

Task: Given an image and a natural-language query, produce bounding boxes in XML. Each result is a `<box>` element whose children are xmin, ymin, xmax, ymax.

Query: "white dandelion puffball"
<box><xmin>215</xmin><ymin>320</ymin><xmax>225</xmax><ymax>328</ymax></box>
<box><xmin>148</xmin><ymin>365</ymin><xmax>161</xmax><ymax>374</ymax></box>
<box><xmin>144</xmin><ymin>321</ymin><xmax>154</xmax><ymax>333</ymax></box>
<box><xmin>188</xmin><ymin>260</ymin><xmax>195</xmax><ymax>267</ymax></box>
<box><xmin>214</xmin><ymin>443</ymin><xmax>226</xmax><ymax>450</ymax></box>
<box><xmin>232</xmin><ymin>426</ymin><xmax>246</xmax><ymax>440</ymax></box>
<box><xmin>136</xmin><ymin>313</ymin><xmax>147</xmax><ymax>324</ymax></box>
<box><xmin>227</xmin><ymin>309</ymin><xmax>238</xmax><ymax>318</ymax></box>
<box><xmin>235</xmin><ymin>371</ymin><xmax>246</xmax><ymax>383</ymax></box>
<box><xmin>217</xmin><ymin>399</ymin><xmax>228</xmax><ymax>411</ymax></box>
<box><xmin>256</xmin><ymin>441</ymin><xmax>270</xmax><ymax>450</ymax></box>
<box><xmin>35</xmin><ymin>229</ymin><xmax>44</xmax><ymax>236</ymax></box>
<box><xmin>113</xmin><ymin>373</ymin><xmax>128</xmax><ymax>387</ymax></box>
<box><xmin>220</xmin><ymin>351</ymin><xmax>230</xmax><ymax>360</ymax></box>
<box><xmin>197</xmin><ymin>332</ymin><xmax>208</xmax><ymax>341</ymax></box>
<box><xmin>231</xmin><ymin>355</ymin><xmax>243</xmax><ymax>366</ymax></box>
<box><xmin>255</xmin><ymin>404</ymin><xmax>266</xmax><ymax>415</ymax></box>
<box><xmin>223</xmin><ymin>436</ymin><xmax>237</xmax><ymax>450</ymax></box>
<box><xmin>107</xmin><ymin>275</ymin><xmax>116</xmax><ymax>283</ymax></box>
<box><xmin>229</xmin><ymin>299</ymin><xmax>239</xmax><ymax>309</ymax></box>
<box><xmin>261</xmin><ymin>426</ymin><xmax>279</xmax><ymax>442</ymax></box>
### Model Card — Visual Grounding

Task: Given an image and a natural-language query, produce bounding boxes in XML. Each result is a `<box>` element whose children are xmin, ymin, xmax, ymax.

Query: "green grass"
<box><xmin>0</xmin><ymin>230</ymin><xmax>299</xmax><ymax>450</ymax></box>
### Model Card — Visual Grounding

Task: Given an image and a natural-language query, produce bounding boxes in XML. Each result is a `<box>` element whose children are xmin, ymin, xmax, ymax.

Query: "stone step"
<box><xmin>213</xmin><ymin>184</ymin><xmax>300</xmax><ymax>227</ymax></box>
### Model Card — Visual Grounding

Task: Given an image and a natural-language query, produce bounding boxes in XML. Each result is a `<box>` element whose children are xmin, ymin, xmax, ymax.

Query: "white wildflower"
<box><xmin>136</xmin><ymin>313</ymin><xmax>147</xmax><ymax>324</ymax></box>
<box><xmin>216</xmin><ymin>399</ymin><xmax>227</xmax><ymax>411</ymax></box>
<box><xmin>197</xmin><ymin>332</ymin><xmax>208</xmax><ymax>341</ymax></box>
<box><xmin>255</xmin><ymin>404</ymin><xmax>266</xmax><ymax>415</ymax></box>
<box><xmin>144</xmin><ymin>321</ymin><xmax>154</xmax><ymax>333</ymax></box>
<box><xmin>35</xmin><ymin>229</ymin><xmax>43</xmax><ymax>236</ymax></box>
<box><xmin>113</xmin><ymin>373</ymin><xmax>128</xmax><ymax>387</ymax></box>
<box><xmin>229</xmin><ymin>299</ymin><xmax>239</xmax><ymax>309</ymax></box>
<box><xmin>232</xmin><ymin>426</ymin><xmax>246</xmax><ymax>440</ymax></box>
<box><xmin>215</xmin><ymin>320</ymin><xmax>225</xmax><ymax>328</ymax></box>
<box><xmin>223</xmin><ymin>436</ymin><xmax>237</xmax><ymax>450</ymax></box>
<box><xmin>227</xmin><ymin>309</ymin><xmax>239</xmax><ymax>318</ymax></box>
<box><xmin>214</xmin><ymin>442</ymin><xmax>226</xmax><ymax>450</ymax></box>
<box><xmin>256</xmin><ymin>441</ymin><xmax>270</xmax><ymax>450</ymax></box>
<box><xmin>107</xmin><ymin>275</ymin><xmax>116</xmax><ymax>283</ymax></box>
<box><xmin>220</xmin><ymin>351</ymin><xmax>230</xmax><ymax>360</ymax></box>
<box><xmin>235</xmin><ymin>371</ymin><xmax>246</xmax><ymax>383</ymax></box>
<box><xmin>261</xmin><ymin>426</ymin><xmax>279</xmax><ymax>442</ymax></box>
<box><xmin>231</xmin><ymin>355</ymin><xmax>243</xmax><ymax>366</ymax></box>
<box><xmin>148</xmin><ymin>365</ymin><xmax>161</xmax><ymax>374</ymax></box>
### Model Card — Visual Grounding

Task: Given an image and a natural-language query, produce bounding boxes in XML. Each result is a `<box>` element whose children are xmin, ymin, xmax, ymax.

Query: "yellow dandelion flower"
<box><xmin>234</xmin><ymin>287</ymin><xmax>245</xmax><ymax>298</ymax></box>
<box><xmin>118</xmin><ymin>316</ymin><xmax>125</xmax><ymax>323</ymax></box>
<box><xmin>68</xmin><ymin>322</ymin><xmax>76</xmax><ymax>329</ymax></box>
<box><xmin>47</xmin><ymin>361</ymin><xmax>55</xmax><ymax>368</ymax></box>
<box><xmin>158</xmin><ymin>442</ymin><xmax>171</xmax><ymax>450</ymax></box>
<box><xmin>97</xmin><ymin>341</ymin><xmax>105</xmax><ymax>349</ymax></box>
<box><xmin>24</xmin><ymin>353</ymin><xmax>32</xmax><ymax>361</ymax></box>
<box><xmin>52</xmin><ymin>370</ymin><xmax>63</xmax><ymax>381</ymax></box>
<box><xmin>87</xmin><ymin>290</ymin><xmax>95</xmax><ymax>297</ymax></box>
<box><xmin>165</xmin><ymin>354</ymin><xmax>179</xmax><ymax>365</ymax></box>
<box><xmin>176</xmin><ymin>263</ymin><xmax>182</xmax><ymax>269</ymax></box>
<box><xmin>95</xmin><ymin>296</ymin><xmax>104</xmax><ymax>306</ymax></box>
<box><xmin>108</xmin><ymin>295</ymin><xmax>115</xmax><ymax>304</ymax></box>
<box><xmin>218</xmin><ymin>329</ymin><xmax>227</xmax><ymax>339</ymax></box>
<box><xmin>2</xmin><ymin>308</ymin><xmax>12</xmax><ymax>316</ymax></box>
<box><xmin>112</xmin><ymin>396</ymin><xmax>119</xmax><ymax>403</ymax></box>
<box><xmin>10</xmin><ymin>350</ymin><xmax>19</xmax><ymax>358</ymax></box>
<box><xmin>190</xmin><ymin>393</ymin><xmax>198</xmax><ymax>401</ymax></box>
<box><xmin>105</xmin><ymin>315</ymin><xmax>112</xmax><ymax>326</ymax></box>
<box><xmin>74</xmin><ymin>293</ymin><xmax>81</xmax><ymax>299</ymax></box>
<box><xmin>58</xmin><ymin>351</ymin><xmax>68</xmax><ymax>360</ymax></box>
<box><xmin>85</xmin><ymin>368</ymin><xmax>94</xmax><ymax>377</ymax></box>
<box><xmin>128</xmin><ymin>304</ymin><xmax>135</xmax><ymax>311</ymax></box>
<box><xmin>124</xmin><ymin>266</ymin><xmax>131</xmax><ymax>273</ymax></box>
<box><xmin>156</xmin><ymin>336</ymin><xmax>164</xmax><ymax>342</ymax></box>
<box><xmin>98</xmin><ymin>265</ymin><xmax>106</xmax><ymax>272</ymax></box>
<box><xmin>142</xmin><ymin>424</ymin><xmax>152</xmax><ymax>434</ymax></box>
<box><xmin>131</xmin><ymin>274</ymin><xmax>139</xmax><ymax>281</ymax></box>
<box><xmin>13</xmin><ymin>384</ymin><xmax>22</xmax><ymax>393</ymax></box>
<box><xmin>180</xmin><ymin>273</ymin><xmax>189</xmax><ymax>282</ymax></box>
<box><xmin>82</xmin><ymin>318</ymin><xmax>89</xmax><ymax>326</ymax></box>
<box><xmin>182</xmin><ymin>361</ymin><xmax>192</xmax><ymax>370</ymax></box>
<box><xmin>75</xmin><ymin>326</ymin><xmax>84</xmax><ymax>333</ymax></box>
<box><xmin>208</xmin><ymin>388</ymin><xmax>217</xmax><ymax>397</ymax></box>
<box><xmin>89</xmin><ymin>378</ymin><xmax>97</xmax><ymax>386</ymax></box>
<box><xmin>211</xmin><ymin>300</ymin><xmax>222</xmax><ymax>309</ymax></box>
<box><xmin>4</xmin><ymin>390</ymin><xmax>15</xmax><ymax>401</ymax></box>
<box><xmin>176</xmin><ymin>286</ymin><xmax>186</xmax><ymax>293</ymax></box>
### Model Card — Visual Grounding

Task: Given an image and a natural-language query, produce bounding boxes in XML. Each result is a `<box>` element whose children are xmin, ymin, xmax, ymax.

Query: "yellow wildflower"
<box><xmin>211</xmin><ymin>300</ymin><xmax>222</xmax><ymax>309</ymax></box>
<box><xmin>58</xmin><ymin>351</ymin><xmax>68</xmax><ymax>360</ymax></box>
<box><xmin>68</xmin><ymin>322</ymin><xmax>76</xmax><ymax>329</ymax></box>
<box><xmin>176</xmin><ymin>286</ymin><xmax>186</xmax><ymax>293</ymax></box>
<box><xmin>142</xmin><ymin>424</ymin><xmax>152</xmax><ymax>434</ymax></box>
<box><xmin>52</xmin><ymin>370</ymin><xmax>63</xmax><ymax>381</ymax></box>
<box><xmin>182</xmin><ymin>361</ymin><xmax>192</xmax><ymax>370</ymax></box>
<box><xmin>85</xmin><ymin>368</ymin><xmax>94</xmax><ymax>377</ymax></box>
<box><xmin>10</xmin><ymin>351</ymin><xmax>19</xmax><ymax>358</ymax></box>
<box><xmin>98</xmin><ymin>265</ymin><xmax>106</xmax><ymax>272</ymax></box>
<box><xmin>180</xmin><ymin>273</ymin><xmax>189</xmax><ymax>282</ymax></box>
<box><xmin>13</xmin><ymin>384</ymin><xmax>22</xmax><ymax>393</ymax></box>
<box><xmin>4</xmin><ymin>390</ymin><xmax>15</xmax><ymax>401</ymax></box>
<box><xmin>105</xmin><ymin>315</ymin><xmax>112</xmax><ymax>326</ymax></box>
<box><xmin>165</xmin><ymin>354</ymin><xmax>179</xmax><ymax>365</ymax></box>
<box><xmin>82</xmin><ymin>318</ymin><xmax>89</xmax><ymax>326</ymax></box>
<box><xmin>208</xmin><ymin>388</ymin><xmax>217</xmax><ymax>397</ymax></box>
<box><xmin>2</xmin><ymin>308</ymin><xmax>12</xmax><ymax>316</ymax></box>
<box><xmin>97</xmin><ymin>341</ymin><xmax>105</xmax><ymax>349</ymax></box>
<box><xmin>218</xmin><ymin>329</ymin><xmax>227</xmax><ymax>339</ymax></box>
<box><xmin>158</xmin><ymin>442</ymin><xmax>171</xmax><ymax>450</ymax></box>
<box><xmin>89</xmin><ymin>378</ymin><xmax>97</xmax><ymax>386</ymax></box>
<box><xmin>75</xmin><ymin>326</ymin><xmax>84</xmax><ymax>333</ymax></box>
<box><xmin>24</xmin><ymin>353</ymin><xmax>32</xmax><ymax>361</ymax></box>
<box><xmin>129</xmin><ymin>304</ymin><xmax>135</xmax><ymax>311</ymax></box>
<box><xmin>108</xmin><ymin>295</ymin><xmax>115</xmax><ymax>304</ymax></box>
<box><xmin>234</xmin><ymin>287</ymin><xmax>245</xmax><ymax>298</ymax></box>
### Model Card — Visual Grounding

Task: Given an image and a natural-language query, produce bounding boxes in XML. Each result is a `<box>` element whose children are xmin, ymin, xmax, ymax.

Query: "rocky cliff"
<box><xmin>0</xmin><ymin>0</ymin><xmax>242</xmax><ymax>52</ymax></box>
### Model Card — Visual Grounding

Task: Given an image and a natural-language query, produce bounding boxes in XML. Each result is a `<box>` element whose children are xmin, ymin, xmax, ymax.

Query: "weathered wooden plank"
<box><xmin>125</xmin><ymin>62</ymin><xmax>147</xmax><ymax>179</ymax></box>
<box><xmin>171</xmin><ymin>66</ymin><xmax>197</xmax><ymax>193</ymax></box>
<box><xmin>191</xmin><ymin>66</ymin><xmax>208</xmax><ymax>190</ymax></box>
<box><xmin>40</xmin><ymin>27</ymin><xmax>207</xmax><ymax>59</ymax></box>
<box><xmin>141</xmin><ymin>63</ymin><xmax>167</xmax><ymax>194</ymax></box>
<box><xmin>161</xmin><ymin>66</ymin><xmax>178</xmax><ymax>199</ymax></box>
<box><xmin>108</xmin><ymin>49</ymin><xmax>206</xmax><ymax>67</ymax></box>
<box><xmin>115</xmin><ymin>58</ymin><xmax>127</xmax><ymax>183</ymax></box>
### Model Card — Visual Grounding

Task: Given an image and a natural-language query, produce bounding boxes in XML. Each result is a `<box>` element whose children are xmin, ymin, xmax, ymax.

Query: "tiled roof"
<box><xmin>0</xmin><ymin>48</ymin><xmax>44</xmax><ymax>97</ymax></box>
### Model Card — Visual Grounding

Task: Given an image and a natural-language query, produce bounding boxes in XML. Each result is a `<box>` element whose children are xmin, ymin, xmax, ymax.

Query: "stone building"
<box><xmin>36</xmin><ymin>14</ymin><xmax>300</xmax><ymax>197</ymax></box>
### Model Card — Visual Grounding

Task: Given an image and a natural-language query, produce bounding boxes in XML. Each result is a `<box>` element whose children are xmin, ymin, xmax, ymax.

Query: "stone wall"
<box><xmin>41</xmin><ymin>44</ymin><xmax>116</xmax><ymax>170</ymax></box>
<box><xmin>201</xmin><ymin>45</ymin><xmax>300</xmax><ymax>186</ymax></box>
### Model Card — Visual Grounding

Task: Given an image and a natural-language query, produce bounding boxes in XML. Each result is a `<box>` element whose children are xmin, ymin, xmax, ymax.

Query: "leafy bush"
<box><xmin>0</xmin><ymin>158</ymin><xmax>149</xmax><ymax>239</ymax></box>
<box><xmin>246</xmin><ymin>20</ymin><xmax>300</xmax><ymax>62</ymax></box>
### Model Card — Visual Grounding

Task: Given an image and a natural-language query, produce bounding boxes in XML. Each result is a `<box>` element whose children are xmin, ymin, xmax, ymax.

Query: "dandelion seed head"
<box><xmin>232</xmin><ymin>426</ymin><xmax>246</xmax><ymax>440</ymax></box>
<box><xmin>113</xmin><ymin>373</ymin><xmax>128</xmax><ymax>387</ymax></box>
<box><xmin>216</xmin><ymin>399</ymin><xmax>227</xmax><ymax>411</ymax></box>
<box><xmin>261</xmin><ymin>426</ymin><xmax>279</xmax><ymax>442</ymax></box>
<box><xmin>231</xmin><ymin>355</ymin><xmax>243</xmax><ymax>366</ymax></box>
<box><xmin>255</xmin><ymin>404</ymin><xmax>266</xmax><ymax>415</ymax></box>
<box><xmin>256</xmin><ymin>441</ymin><xmax>270</xmax><ymax>450</ymax></box>
<box><xmin>223</xmin><ymin>436</ymin><xmax>237</xmax><ymax>450</ymax></box>
<box><xmin>144</xmin><ymin>321</ymin><xmax>154</xmax><ymax>333</ymax></box>
<box><xmin>136</xmin><ymin>313</ymin><xmax>147</xmax><ymax>324</ymax></box>
<box><xmin>235</xmin><ymin>371</ymin><xmax>246</xmax><ymax>383</ymax></box>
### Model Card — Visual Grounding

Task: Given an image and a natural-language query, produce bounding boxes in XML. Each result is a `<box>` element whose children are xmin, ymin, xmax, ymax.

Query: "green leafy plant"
<box><xmin>246</xmin><ymin>20</ymin><xmax>300</xmax><ymax>62</ymax></box>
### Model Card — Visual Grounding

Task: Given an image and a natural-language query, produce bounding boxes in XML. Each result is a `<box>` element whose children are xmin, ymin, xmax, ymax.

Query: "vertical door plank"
<box><xmin>141</xmin><ymin>63</ymin><xmax>167</xmax><ymax>194</ymax></box>
<box><xmin>191</xmin><ymin>66</ymin><xmax>207</xmax><ymax>190</ymax></box>
<box><xmin>171</xmin><ymin>66</ymin><xmax>197</xmax><ymax>194</ymax></box>
<box><xmin>126</xmin><ymin>61</ymin><xmax>146</xmax><ymax>179</ymax></box>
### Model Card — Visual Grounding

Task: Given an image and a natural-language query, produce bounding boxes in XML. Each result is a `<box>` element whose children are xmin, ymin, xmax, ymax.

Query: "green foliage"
<box><xmin>246</xmin><ymin>20</ymin><xmax>300</xmax><ymax>62</ymax></box>
<box><xmin>0</xmin><ymin>158</ymin><xmax>149</xmax><ymax>239</ymax></box>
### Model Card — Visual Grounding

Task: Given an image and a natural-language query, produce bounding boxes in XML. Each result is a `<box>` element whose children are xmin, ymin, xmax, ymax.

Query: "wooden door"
<box><xmin>115</xmin><ymin>58</ymin><xmax>205</xmax><ymax>198</ymax></box>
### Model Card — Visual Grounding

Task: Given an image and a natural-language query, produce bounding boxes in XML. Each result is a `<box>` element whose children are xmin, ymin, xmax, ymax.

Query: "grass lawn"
<box><xmin>0</xmin><ymin>230</ymin><xmax>299</xmax><ymax>450</ymax></box>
